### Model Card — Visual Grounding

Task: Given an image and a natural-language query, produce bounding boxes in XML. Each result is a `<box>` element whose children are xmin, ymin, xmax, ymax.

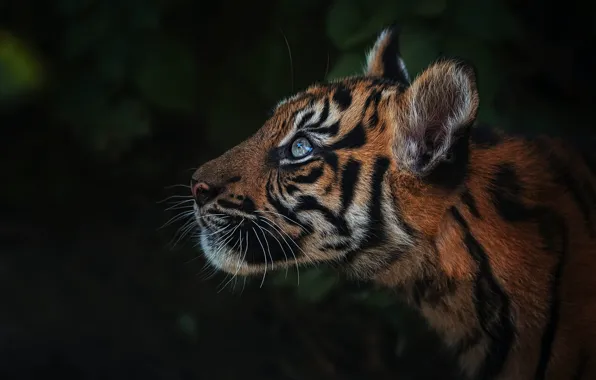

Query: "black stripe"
<box><xmin>323</xmin><ymin>151</ymin><xmax>340</xmax><ymax>185</ymax></box>
<box><xmin>461</xmin><ymin>190</ymin><xmax>481</xmax><ymax>218</ymax></box>
<box><xmin>423</xmin><ymin>125</ymin><xmax>470</xmax><ymax>190</ymax></box>
<box><xmin>286</xmin><ymin>184</ymin><xmax>299</xmax><ymax>196</ymax></box>
<box><xmin>332</xmin><ymin>85</ymin><xmax>352</xmax><ymax>110</ymax></box>
<box><xmin>340</xmin><ymin>159</ymin><xmax>361</xmax><ymax>213</ymax></box>
<box><xmin>275</xmin><ymin>170</ymin><xmax>287</xmax><ymax>200</ymax></box>
<box><xmin>267</xmin><ymin>147</ymin><xmax>284</xmax><ymax>166</ymax></box>
<box><xmin>266</xmin><ymin>177</ymin><xmax>303</xmax><ymax>224</ymax></box>
<box><xmin>343</xmin><ymin>157</ymin><xmax>391</xmax><ymax>263</ymax></box>
<box><xmin>470</xmin><ymin>124</ymin><xmax>502</xmax><ymax>149</ymax></box>
<box><xmin>535</xmin><ymin>229</ymin><xmax>568</xmax><ymax>376</ymax></box>
<box><xmin>378</xmin><ymin>26</ymin><xmax>410</xmax><ymax>86</ymax></box>
<box><xmin>453</xmin><ymin>329</ymin><xmax>484</xmax><ymax>357</ymax></box>
<box><xmin>296</xmin><ymin>111</ymin><xmax>315</xmax><ymax>129</ymax></box>
<box><xmin>490</xmin><ymin>164</ymin><xmax>528</xmax><ymax>221</ymax></box>
<box><xmin>323</xmin><ymin>152</ymin><xmax>339</xmax><ymax>173</ymax></box>
<box><xmin>281</xmin><ymin>157</ymin><xmax>323</xmax><ymax>171</ymax></box>
<box><xmin>411</xmin><ymin>274</ymin><xmax>457</xmax><ymax>307</ymax></box>
<box><xmin>488</xmin><ymin>163</ymin><xmax>568</xmax><ymax>379</ymax></box>
<box><xmin>302</xmin><ymin>98</ymin><xmax>330</xmax><ymax>130</ymax></box>
<box><xmin>217</xmin><ymin>198</ymin><xmax>256</xmax><ymax>214</ymax></box>
<box><xmin>291</xmin><ymin>166</ymin><xmax>323</xmax><ymax>184</ymax></box>
<box><xmin>360</xmin><ymin>157</ymin><xmax>391</xmax><ymax>249</ymax></box>
<box><xmin>330</xmin><ymin>123</ymin><xmax>366</xmax><ymax>150</ymax></box>
<box><xmin>312</xmin><ymin>121</ymin><xmax>340</xmax><ymax>136</ymax></box>
<box><xmin>538</xmin><ymin>142</ymin><xmax>594</xmax><ymax>234</ymax></box>
<box><xmin>362</xmin><ymin>90</ymin><xmax>382</xmax><ymax>128</ymax></box>
<box><xmin>296</xmin><ymin>195</ymin><xmax>350</xmax><ymax>236</ymax></box>
<box><xmin>238</xmin><ymin>220</ymin><xmax>303</xmax><ymax>264</ymax></box>
<box><xmin>450</xmin><ymin>207</ymin><xmax>515</xmax><ymax>379</ymax></box>
<box><xmin>321</xmin><ymin>241</ymin><xmax>351</xmax><ymax>252</ymax></box>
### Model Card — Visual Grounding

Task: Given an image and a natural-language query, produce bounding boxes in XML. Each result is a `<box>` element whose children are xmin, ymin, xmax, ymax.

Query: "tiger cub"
<box><xmin>189</xmin><ymin>26</ymin><xmax>596</xmax><ymax>380</ymax></box>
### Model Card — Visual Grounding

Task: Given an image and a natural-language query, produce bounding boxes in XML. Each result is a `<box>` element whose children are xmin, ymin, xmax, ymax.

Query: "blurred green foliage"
<box><xmin>1</xmin><ymin>0</ymin><xmax>594</xmax><ymax>377</ymax></box>
<box><xmin>1</xmin><ymin>0</ymin><xmax>589</xmax><ymax>156</ymax></box>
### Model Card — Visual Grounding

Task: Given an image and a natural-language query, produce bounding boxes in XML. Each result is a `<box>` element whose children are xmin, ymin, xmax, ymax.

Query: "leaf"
<box><xmin>270</xmin><ymin>270</ymin><xmax>300</xmax><ymax>287</ymax></box>
<box><xmin>204</xmin><ymin>78</ymin><xmax>266</xmax><ymax>150</ymax></box>
<box><xmin>326</xmin><ymin>52</ymin><xmax>363</xmax><ymax>81</ymax></box>
<box><xmin>52</xmin><ymin>74</ymin><xmax>109</xmax><ymax>125</ymax></box>
<box><xmin>86</xmin><ymin>98</ymin><xmax>152</xmax><ymax>154</ymax></box>
<box><xmin>95</xmin><ymin>38</ymin><xmax>129</xmax><ymax>84</ymax></box>
<box><xmin>326</xmin><ymin>0</ymin><xmax>362</xmax><ymax>50</ymax></box>
<box><xmin>52</xmin><ymin>75</ymin><xmax>151</xmax><ymax>156</ymax></box>
<box><xmin>327</xmin><ymin>0</ymin><xmax>411</xmax><ymax>51</ymax></box>
<box><xmin>350</xmin><ymin>289</ymin><xmax>397</xmax><ymax>309</ymax></box>
<box><xmin>278</xmin><ymin>0</ymin><xmax>321</xmax><ymax>14</ymax></box>
<box><xmin>241</xmin><ymin>34</ymin><xmax>294</xmax><ymax>102</ymax></box>
<box><xmin>58</xmin><ymin>4</ymin><xmax>111</xmax><ymax>60</ymax></box>
<box><xmin>293</xmin><ymin>267</ymin><xmax>338</xmax><ymax>303</ymax></box>
<box><xmin>443</xmin><ymin>37</ymin><xmax>502</xmax><ymax>124</ymax></box>
<box><xmin>413</xmin><ymin>0</ymin><xmax>447</xmax><ymax>17</ymax></box>
<box><xmin>55</xmin><ymin>0</ymin><xmax>97</xmax><ymax>17</ymax></box>
<box><xmin>452</xmin><ymin>0</ymin><xmax>520</xmax><ymax>42</ymax></box>
<box><xmin>125</xmin><ymin>0</ymin><xmax>161</xmax><ymax>30</ymax></box>
<box><xmin>0</xmin><ymin>32</ymin><xmax>44</xmax><ymax>101</ymax></box>
<box><xmin>178</xmin><ymin>313</ymin><xmax>198</xmax><ymax>339</ymax></box>
<box><xmin>399</xmin><ymin>26</ymin><xmax>442</xmax><ymax>77</ymax></box>
<box><xmin>133</xmin><ymin>36</ymin><xmax>198</xmax><ymax>112</ymax></box>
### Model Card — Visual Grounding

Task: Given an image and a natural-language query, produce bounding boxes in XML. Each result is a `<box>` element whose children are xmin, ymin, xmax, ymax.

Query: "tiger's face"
<box><xmin>191</xmin><ymin>27</ymin><xmax>479</xmax><ymax>281</ymax></box>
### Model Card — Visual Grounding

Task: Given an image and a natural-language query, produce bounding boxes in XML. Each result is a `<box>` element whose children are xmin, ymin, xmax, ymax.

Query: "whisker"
<box><xmin>169</xmin><ymin>218</ymin><xmax>197</xmax><ymax>249</ymax></box>
<box><xmin>164</xmin><ymin>184</ymin><xmax>191</xmax><ymax>190</ymax></box>
<box><xmin>258</xmin><ymin>219</ymin><xmax>298</xmax><ymax>286</ymax></box>
<box><xmin>279</xmin><ymin>27</ymin><xmax>294</xmax><ymax>93</ymax></box>
<box><xmin>252</xmin><ymin>225</ymin><xmax>270</xmax><ymax>288</ymax></box>
<box><xmin>157</xmin><ymin>194</ymin><xmax>192</xmax><ymax>204</ymax></box>
<box><xmin>257</xmin><ymin>215</ymin><xmax>318</xmax><ymax>287</ymax></box>
<box><xmin>205</xmin><ymin>223</ymin><xmax>232</xmax><ymax>237</ymax></box>
<box><xmin>199</xmin><ymin>263</ymin><xmax>219</xmax><ymax>281</ymax></box>
<box><xmin>217</xmin><ymin>229</ymin><xmax>244</xmax><ymax>292</ymax></box>
<box><xmin>165</xmin><ymin>199</ymin><xmax>195</xmax><ymax>211</ymax></box>
<box><xmin>255</xmin><ymin>221</ymin><xmax>288</xmax><ymax>279</ymax></box>
<box><xmin>159</xmin><ymin>210</ymin><xmax>194</xmax><ymax>230</ymax></box>
<box><xmin>258</xmin><ymin>215</ymin><xmax>316</xmax><ymax>265</ymax></box>
<box><xmin>185</xmin><ymin>225</ymin><xmax>232</xmax><ymax>265</ymax></box>
<box><xmin>256</xmin><ymin>210</ymin><xmax>308</xmax><ymax>232</ymax></box>
<box><xmin>324</xmin><ymin>51</ymin><xmax>330</xmax><ymax>79</ymax></box>
<box><xmin>240</xmin><ymin>276</ymin><xmax>247</xmax><ymax>295</ymax></box>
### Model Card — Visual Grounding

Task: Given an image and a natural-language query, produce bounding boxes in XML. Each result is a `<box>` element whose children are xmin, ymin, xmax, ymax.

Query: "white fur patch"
<box><xmin>365</xmin><ymin>29</ymin><xmax>391</xmax><ymax>74</ymax></box>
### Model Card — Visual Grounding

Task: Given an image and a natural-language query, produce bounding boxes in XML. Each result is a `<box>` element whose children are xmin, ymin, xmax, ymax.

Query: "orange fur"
<box><xmin>189</xmin><ymin>27</ymin><xmax>596</xmax><ymax>379</ymax></box>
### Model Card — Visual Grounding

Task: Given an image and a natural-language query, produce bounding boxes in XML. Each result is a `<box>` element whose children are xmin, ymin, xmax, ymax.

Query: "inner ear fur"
<box><xmin>393</xmin><ymin>59</ymin><xmax>479</xmax><ymax>176</ymax></box>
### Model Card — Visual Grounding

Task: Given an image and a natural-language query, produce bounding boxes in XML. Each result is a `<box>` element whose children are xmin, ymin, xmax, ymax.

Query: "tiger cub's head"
<box><xmin>191</xmin><ymin>27</ymin><xmax>479</xmax><ymax>281</ymax></box>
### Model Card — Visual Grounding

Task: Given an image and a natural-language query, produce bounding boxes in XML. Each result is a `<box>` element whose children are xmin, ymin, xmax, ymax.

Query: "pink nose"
<box><xmin>191</xmin><ymin>180</ymin><xmax>210</xmax><ymax>199</ymax></box>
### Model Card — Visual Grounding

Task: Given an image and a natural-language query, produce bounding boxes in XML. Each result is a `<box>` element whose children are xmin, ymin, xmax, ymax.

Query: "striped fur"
<box><xmin>190</xmin><ymin>27</ymin><xmax>596</xmax><ymax>379</ymax></box>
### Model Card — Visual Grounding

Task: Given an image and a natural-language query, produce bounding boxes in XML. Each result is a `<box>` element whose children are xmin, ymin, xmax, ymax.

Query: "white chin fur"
<box><xmin>199</xmin><ymin>228</ymin><xmax>251</xmax><ymax>274</ymax></box>
<box><xmin>199</xmin><ymin>229</ymin><xmax>226</xmax><ymax>270</ymax></box>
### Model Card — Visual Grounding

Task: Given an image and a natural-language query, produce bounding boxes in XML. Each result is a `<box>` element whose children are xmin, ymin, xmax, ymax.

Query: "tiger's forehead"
<box><xmin>262</xmin><ymin>78</ymin><xmax>402</xmax><ymax>144</ymax></box>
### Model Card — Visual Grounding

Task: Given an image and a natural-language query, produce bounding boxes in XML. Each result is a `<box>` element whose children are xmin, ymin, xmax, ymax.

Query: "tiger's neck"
<box><xmin>372</xmin><ymin>126</ymin><xmax>523</xmax><ymax>379</ymax></box>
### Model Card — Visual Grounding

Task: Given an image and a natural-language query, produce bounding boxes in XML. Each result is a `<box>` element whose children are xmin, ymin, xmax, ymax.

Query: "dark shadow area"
<box><xmin>1</xmin><ymin>0</ymin><xmax>595</xmax><ymax>379</ymax></box>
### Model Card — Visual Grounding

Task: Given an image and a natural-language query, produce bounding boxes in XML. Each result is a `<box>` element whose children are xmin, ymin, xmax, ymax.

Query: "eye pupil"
<box><xmin>291</xmin><ymin>137</ymin><xmax>313</xmax><ymax>158</ymax></box>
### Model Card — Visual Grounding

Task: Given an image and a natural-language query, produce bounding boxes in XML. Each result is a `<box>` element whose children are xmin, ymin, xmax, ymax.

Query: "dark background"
<box><xmin>1</xmin><ymin>0</ymin><xmax>595</xmax><ymax>379</ymax></box>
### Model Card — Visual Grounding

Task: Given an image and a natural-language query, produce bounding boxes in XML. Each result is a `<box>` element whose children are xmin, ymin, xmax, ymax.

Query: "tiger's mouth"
<box><xmin>194</xmin><ymin>208</ymin><xmax>315</xmax><ymax>276</ymax></box>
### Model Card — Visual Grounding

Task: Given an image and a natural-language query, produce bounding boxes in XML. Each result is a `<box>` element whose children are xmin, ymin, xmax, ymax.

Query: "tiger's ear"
<box><xmin>364</xmin><ymin>26</ymin><xmax>411</xmax><ymax>86</ymax></box>
<box><xmin>394</xmin><ymin>59</ymin><xmax>479</xmax><ymax>176</ymax></box>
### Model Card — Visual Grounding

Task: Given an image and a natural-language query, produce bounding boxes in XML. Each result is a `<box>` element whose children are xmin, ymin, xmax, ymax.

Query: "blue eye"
<box><xmin>290</xmin><ymin>137</ymin><xmax>313</xmax><ymax>158</ymax></box>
